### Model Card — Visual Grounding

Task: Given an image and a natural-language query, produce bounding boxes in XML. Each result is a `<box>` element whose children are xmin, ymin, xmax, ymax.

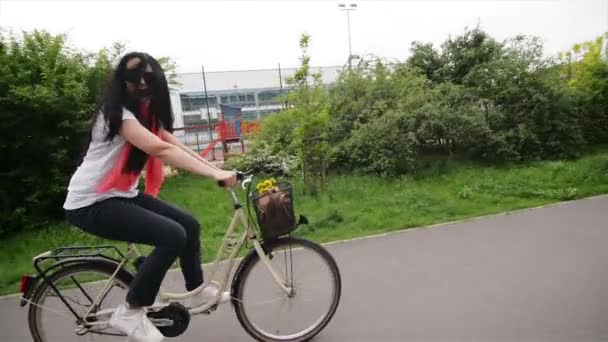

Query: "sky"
<box><xmin>0</xmin><ymin>0</ymin><xmax>606</xmax><ymax>73</ymax></box>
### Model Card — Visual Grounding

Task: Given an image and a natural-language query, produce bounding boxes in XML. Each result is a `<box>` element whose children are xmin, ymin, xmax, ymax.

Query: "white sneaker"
<box><xmin>186</xmin><ymin>285</ymin><xmax>231</xmax><ymax>309</ymax></box>
<box><xmin>109</xmin><ymin>304</ymin><xmax>164</xmax><ymax>342</ymax></box>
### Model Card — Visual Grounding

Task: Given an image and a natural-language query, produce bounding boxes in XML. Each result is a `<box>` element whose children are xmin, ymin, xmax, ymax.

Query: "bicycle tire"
<box><xmin>27</xmin><ymin>259</ymin><xmax>133</xmax><ymax>342</ymax></box>
<box><xmin>231</xmin><ymin>237</ymin><xmax>341</xmax><ymax>342</ymax></box>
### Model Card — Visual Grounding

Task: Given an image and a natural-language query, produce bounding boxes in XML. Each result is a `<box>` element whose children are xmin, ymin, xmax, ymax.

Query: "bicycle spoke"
<box><xmin>289</xmin><ymin>239</ymin><xmax>295</xmax><ymax>289</ymax></box>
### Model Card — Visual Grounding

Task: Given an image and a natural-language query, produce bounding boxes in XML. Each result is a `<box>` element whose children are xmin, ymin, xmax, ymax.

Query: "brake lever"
<box><xmin>241</xmin><ymin>175</ymin><xmax>253</xmax><ymax>190</ymax></box>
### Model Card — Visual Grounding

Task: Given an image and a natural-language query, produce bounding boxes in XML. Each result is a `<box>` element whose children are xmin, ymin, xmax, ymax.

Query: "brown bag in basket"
<box><xmin>257</xmin><ymin>190</ymin><xmax>296</xmax><ymax>238</ymax></box>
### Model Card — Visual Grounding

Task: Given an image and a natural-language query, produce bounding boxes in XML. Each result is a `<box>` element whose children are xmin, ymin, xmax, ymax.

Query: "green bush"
<box><xmin>464</xmin><ymin>37</ymin><xmax>585</xmax><ymax>160</ymax></box>
<box><xmin>329</xmin><ymin>62</ymin><xmax>490</xmax><ymax>176</ymax></box>
<box><xmin>0</xmin><ymin>31</ymin><xmax>118</xmax><ymax>237</ymax></box>
<box><xmin>0</xmin><ymin>29</ymin><xmax>178</xmax><ymax>237</ymax></box>
<box><xmin>341</xmin><ymin>110</ymin><xmax>418</xmax><ymax>176</ymax></box>
<box><xmin>324</xmin><ymin>28</ymin><xmax>598</xmax><ymax>176</ymax></box>
<box><xmin>561</xmin><ymin>33</ymin><xmax>608</xmax><ymax>144</ymax></box>
<box><xmin>224</xmin><ymin>144</ymin><xmax>298</xmax><ymax>177</ymax></box>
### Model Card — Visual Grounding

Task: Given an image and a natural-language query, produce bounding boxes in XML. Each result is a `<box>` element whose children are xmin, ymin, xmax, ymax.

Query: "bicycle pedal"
<box><xmin>148</xmin><ymin>302</ymin><xmax>190</xmax><ymax>338</ymax></box>
<box><xmin>75</xmin><ymin>326</ymin><xmax>88</xmax><ymax>336</ymax></box>
<box><xmin>199</xmin><ymin>308</ymin><xmax>212</xmax><ymax>315</ymax></box>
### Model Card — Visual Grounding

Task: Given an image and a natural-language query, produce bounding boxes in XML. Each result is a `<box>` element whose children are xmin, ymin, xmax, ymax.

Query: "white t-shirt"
<box><xmin>63</xmin><ymin>108</ymin><xmax>140</xmax><ymax>210</ymax></box>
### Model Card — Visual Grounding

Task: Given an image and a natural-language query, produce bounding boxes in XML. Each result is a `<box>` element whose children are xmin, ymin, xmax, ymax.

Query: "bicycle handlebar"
<box><xmin>217</xmin><ymin>170</ymin><xmax>249</xmax><ymax>188</ymax></box>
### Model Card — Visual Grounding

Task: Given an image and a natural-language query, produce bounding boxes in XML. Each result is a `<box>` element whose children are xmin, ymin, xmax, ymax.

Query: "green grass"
<box><xmin>2</xmin><ymin>149</ymin><xmax>608</xmax><ymax>295</ymax></box>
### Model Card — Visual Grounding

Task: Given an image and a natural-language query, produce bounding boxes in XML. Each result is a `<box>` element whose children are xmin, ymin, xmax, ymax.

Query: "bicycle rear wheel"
<box><xmin>27</xmin><ymin>260</ymin><xmax>133</xmax><ymax>342</ymax></box>
<box><xmin>232</xmin><ymin>237</ymin><xmax>341</xmax><ymax>342</ymax></box>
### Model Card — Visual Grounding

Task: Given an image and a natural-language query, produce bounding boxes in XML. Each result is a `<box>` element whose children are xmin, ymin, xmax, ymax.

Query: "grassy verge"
<box><xmin>2</xmin><ymin>149</ymin><xmax>608</xmax><ymax>295</ymax></box>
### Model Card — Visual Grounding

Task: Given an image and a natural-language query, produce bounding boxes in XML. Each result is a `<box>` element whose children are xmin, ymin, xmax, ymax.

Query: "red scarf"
<box><xmin>97</xmin><ymin>103</ymin><xmax>165</xmax><ymax>197</ymax></box>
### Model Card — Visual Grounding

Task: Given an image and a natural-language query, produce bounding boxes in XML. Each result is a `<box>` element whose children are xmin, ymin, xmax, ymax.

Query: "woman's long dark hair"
<box><xmin>97</xmin><ymin>52</ymin><xmax>174</xmax><ymax>174</ymax></box>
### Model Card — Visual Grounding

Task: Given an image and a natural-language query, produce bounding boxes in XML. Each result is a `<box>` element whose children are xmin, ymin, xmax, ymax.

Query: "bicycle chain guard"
<box><xmin>147</xmin><ymin>302</ymin><xmax>190</xmax><ymax>337</ymax></box>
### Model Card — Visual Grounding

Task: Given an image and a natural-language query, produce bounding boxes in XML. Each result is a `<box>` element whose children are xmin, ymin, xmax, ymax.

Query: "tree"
<box><xmin>407</xmin><ymin>41</ymin><xmax>443</xmax><ymax>82</ymax></box>
<box><xmin>0</xmin><ymin>30</ymin><xmax>93</xmax><ymax>236</ymax></box>
<box><xmin>236</xmin><ymin>26</ymin><xmax>598</xmax><ymax>179</ymax></box>
<box><xmin>157</xmin><ymin>56</ymin><xmax>181</xmax><ymax>89</ymax></box>
<box><xmin>560</xmin><ymin>33</ymin><xmax>608</xmax><ymax>143</ymax></box>
<box><xmin>0</xmin><ymin>29</ymin><xmax>183</xmax><ymax>236</ymax></box>
<box><xmin>333</xmin><ymin>27</ymin><xmax>585</xmax><ymax>173</ymax></box>
<box><xmin>329</xmin><ymin>59</ymin><xmax>488</xmax><ymax>176</ymax></box>
<box><xmin>240</xmin><ymin>33</ymin><xmax>331</xmax><ymax>194</ymax></box>
<box><xmin>464</xmin><ymin>35</ymin><xmax>584</xmax><ymax>160</ymax></box>
<box><xmin>437</xmin><ymin>27</ymin><xmax>503</xmax><ymax>84</ymax></box>
<box><xmin>329</xmin><ymin>57</ymin><xmax>403</xmax><ymax>147</ymax></box>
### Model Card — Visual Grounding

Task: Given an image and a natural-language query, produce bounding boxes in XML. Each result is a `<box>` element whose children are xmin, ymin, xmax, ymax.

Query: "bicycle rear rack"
<box><xmin>35</xmin><ymin>245</ymin><xmax>124</xmax><ymax>260</ymax></box>
<box><xmin>33</xmin><ymin>245</ymin><xmax>125</xmax><ymax>279</ymax></box>
<box><xmin>21</xmin><ymin>245</ymin><xmax>127</xmax><ymax>308</ymax></box>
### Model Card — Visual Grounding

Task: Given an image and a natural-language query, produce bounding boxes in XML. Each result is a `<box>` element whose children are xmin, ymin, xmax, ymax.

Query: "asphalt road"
<box><xmin>1</xmin><ymin>196</ymin><xmax>607</xmax><ymax>342</ymax></box>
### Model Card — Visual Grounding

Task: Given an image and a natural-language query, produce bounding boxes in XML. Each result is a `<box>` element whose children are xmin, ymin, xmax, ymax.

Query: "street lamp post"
<box><xmin>201</xmin><ymin>65</ymin><xmax>215</xmax><ymax>160</ymax></box>
<box><xmin>338</xmin><ymin>3</ymin><xmax>357</xmax><ymax>69</ymax></box>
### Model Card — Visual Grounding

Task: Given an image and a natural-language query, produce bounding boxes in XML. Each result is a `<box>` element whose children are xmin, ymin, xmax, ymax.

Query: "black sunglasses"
<box><xmin>124</xmin><ymin>68</ymin><xmax>157</xmax><ymax>84</ymax></box>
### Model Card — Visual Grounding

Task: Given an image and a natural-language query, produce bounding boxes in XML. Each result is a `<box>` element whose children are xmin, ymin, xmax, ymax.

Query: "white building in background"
<box><xmin>170</xmin><ymin>66</ymin><xmax>343</xmax><ymax>134</ymax></box>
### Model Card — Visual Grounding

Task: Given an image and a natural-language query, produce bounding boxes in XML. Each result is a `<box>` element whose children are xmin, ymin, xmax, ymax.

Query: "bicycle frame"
<box><xmin>80</xmin><ymin>186</ymin><xmax>292</xmax><ymax>326</ymax></box>
<box><xmin>159</xmin><ymin>187</ymin><xmax>292</xmax><ymax>314</ymax></box>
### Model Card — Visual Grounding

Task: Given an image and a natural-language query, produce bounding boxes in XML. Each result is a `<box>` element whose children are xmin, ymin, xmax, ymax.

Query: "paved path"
<box><xmin>1</xmin><ymin>196</ymin><xmax>607</xmax><ymax>341</ymax></box>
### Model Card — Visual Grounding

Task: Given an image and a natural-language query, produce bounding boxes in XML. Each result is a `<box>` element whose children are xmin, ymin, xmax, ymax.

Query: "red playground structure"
<box><xmin>199</xmin><ymin>104</ymin><xmax>259</xmax><ymax>160</ymax></box>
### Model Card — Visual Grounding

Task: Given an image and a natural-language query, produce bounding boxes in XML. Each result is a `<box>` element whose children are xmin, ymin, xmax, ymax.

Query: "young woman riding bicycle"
<box><xmin>63</xmin><ymin>52</ymin><xmax>236</xmax><ymax>342</ymax></box>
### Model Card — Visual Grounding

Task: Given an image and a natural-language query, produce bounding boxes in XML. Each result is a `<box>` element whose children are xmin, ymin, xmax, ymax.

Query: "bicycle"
<box><xmin>19</xmin><ymin>171</ymin><xmax>342</xmax><ymax>342</ymax></box>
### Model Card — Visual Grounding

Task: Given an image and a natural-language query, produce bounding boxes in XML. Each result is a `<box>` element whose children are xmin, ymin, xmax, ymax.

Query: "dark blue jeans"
<box><xmin>65</xmin><ymin>193</ymin><xmax>204</xmax><ymax>306</ymax></box>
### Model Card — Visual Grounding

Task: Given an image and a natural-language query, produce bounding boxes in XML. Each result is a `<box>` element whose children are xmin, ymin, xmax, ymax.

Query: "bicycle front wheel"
<box><xmin>232</xmin><ymin>237</ymin><xmax>341</xmax><ymax>342</ymax></box>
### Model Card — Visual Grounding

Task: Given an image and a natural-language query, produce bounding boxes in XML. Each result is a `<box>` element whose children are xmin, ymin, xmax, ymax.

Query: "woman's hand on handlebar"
<box><xmin>214</xmin><ymin>170</ymin><xmax>238</xmax><ymax>188</ymax></box>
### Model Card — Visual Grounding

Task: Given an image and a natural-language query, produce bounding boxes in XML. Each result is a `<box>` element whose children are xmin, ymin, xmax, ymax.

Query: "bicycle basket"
<box><xmin>251</xmin><ymin>181</ymin><xmax>297</xmax><ymax>240</ymax></box>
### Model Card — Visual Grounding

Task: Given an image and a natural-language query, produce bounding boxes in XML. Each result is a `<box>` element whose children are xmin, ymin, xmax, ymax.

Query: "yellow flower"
<box><xmin>256</xmin><ymin>178</ymin><xmax>281</xmax><ymax>195</ymax></box>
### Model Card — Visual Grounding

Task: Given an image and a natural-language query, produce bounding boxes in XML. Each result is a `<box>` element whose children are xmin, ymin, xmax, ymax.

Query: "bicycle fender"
<box><xmin>20</xmin><ymin>258</ymin><xmax>90</xmax><ymax>307</ymax></box>
<box><xmin>19</xmin><ymin>275</ymin><xmax>40</xmax><ymax>307</ymax></box>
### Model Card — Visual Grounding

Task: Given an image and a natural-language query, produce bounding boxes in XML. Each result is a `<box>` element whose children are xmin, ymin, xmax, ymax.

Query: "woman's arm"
<box><xmin>160</xmin><ymin>129</ymin><xmax>222</xmax><ymax>171</ymax></box>
<box><xmin>119</xmin><ymin>120</ymin><xmax>236</xmax><ymax>186</ymax></box>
